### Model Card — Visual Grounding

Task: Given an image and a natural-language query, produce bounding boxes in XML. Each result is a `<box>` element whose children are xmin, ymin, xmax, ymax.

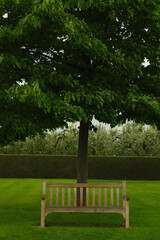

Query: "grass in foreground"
<box><xmin>0</xmin><ymin>179</ymin><xmax>160</xmax><ymax>240</ymax></box>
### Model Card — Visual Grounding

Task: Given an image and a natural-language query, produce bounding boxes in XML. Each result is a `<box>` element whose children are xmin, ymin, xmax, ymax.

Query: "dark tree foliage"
<box><xmin>0</xmin><ymin>0</ymin><xmax>159</xmax><ymax>184</ymax></box>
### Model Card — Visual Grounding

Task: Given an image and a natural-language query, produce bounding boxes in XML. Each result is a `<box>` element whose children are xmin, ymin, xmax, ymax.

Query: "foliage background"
<box><xmin>1</xmin><ymin>122</ymin><xmax>160</xmax><ymax>156</ymax></box>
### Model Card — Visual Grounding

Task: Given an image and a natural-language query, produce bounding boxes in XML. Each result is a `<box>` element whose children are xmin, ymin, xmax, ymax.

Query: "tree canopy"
<box><xmin>0</xmin><ymin>0</ymin><xmax>159</xmax><ymax>146</ymax></box>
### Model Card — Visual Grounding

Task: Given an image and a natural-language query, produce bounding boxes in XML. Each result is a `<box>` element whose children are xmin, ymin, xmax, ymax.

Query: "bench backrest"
<box><xmin>43</xmin><ymin>182</ymin><xmax>126</xmax><ymax>208</ymax></box>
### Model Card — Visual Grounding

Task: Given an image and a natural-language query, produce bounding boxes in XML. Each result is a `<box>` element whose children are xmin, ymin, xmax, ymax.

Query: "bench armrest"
<box><xmin>41</xmin><ymin>194</ymin><xmax>46</xmax><ymax>200</ymax></box>
<box><xmin>124</xmin><ymin>195</ymin><xmax>130</xmax><ymax>201</ymax></box>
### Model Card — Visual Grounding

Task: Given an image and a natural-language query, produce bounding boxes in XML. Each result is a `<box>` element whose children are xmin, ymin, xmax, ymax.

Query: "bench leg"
<box><xmin>41</xmin><ymin>212</ymin><xmax>45</xmax><ymax>227</ymax></box>
<box><xmin>123</xmin><ymin>213</ymin><xmax>125</xmax><ymax>227</ymax></box>
<box><xmin>41</xmin><ymin>195</ymin><xmax>46</xmax><ymax>227</ymax></box>
<box><xmin>125</xmin><ymin>200</ymin><xmax>129</xmax><ymax>228</ymax></box>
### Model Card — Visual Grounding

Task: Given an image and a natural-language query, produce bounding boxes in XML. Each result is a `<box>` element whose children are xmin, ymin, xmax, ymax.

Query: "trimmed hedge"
<box><xmin>0</xmin><ymin>154</ymin><xmax>160</xmax><ymax>180</ymax></box>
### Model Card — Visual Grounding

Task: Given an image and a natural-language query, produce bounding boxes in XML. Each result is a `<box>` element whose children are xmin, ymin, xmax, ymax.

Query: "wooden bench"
<box><xmin>41</xmin><ymin>181</ymin><xmax>129</xmax><ymax>228</ymax></box>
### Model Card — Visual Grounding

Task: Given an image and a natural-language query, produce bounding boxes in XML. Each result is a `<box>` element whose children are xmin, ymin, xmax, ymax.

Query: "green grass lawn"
<box><xmin>0</xmin><ymin>179</ymin><xmax>160</xmax><ymax>240</ymax></box>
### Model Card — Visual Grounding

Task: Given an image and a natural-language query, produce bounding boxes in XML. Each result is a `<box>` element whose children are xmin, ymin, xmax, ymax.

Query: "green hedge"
<box><xmin>0</xmin><ymin>154</ymin><xmax>160</xmax><ymax>180</ymax></box>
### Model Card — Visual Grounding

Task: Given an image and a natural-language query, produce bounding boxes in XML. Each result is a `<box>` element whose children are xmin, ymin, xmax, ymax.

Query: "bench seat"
<box><xmin>46</xmin><ymin>206</ymin><xmax>126</xmax><ymax>214</ymax></box>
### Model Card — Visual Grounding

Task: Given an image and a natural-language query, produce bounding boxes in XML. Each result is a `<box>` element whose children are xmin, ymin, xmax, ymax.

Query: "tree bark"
<box><xmin>77</xmin><ymin>121</ymin><xmax>89</xmax><ymax>206</ymax></box>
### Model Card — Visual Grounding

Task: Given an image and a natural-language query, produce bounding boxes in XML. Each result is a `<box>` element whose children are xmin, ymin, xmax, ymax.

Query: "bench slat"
<box><xmin>117</xmin><ymin>188</ymin><xmax>119</xmax><ymax>207</ymax></box>
<box><xmin>86</xmin><ymin>188</ymin><xmax>89</xmax><ymax>207</ymax></box>
<box><xmin>68</xmin><ymin>188</ymin><xmax>71</xmax><ymax>207</ymax></box>
<box><xmin>104</xmin><ymin>188</ymin><xmax>107</xmax><ymax>207</ymax></box>
<box><xmin>92</xmin><ymin>188</ymin><xmax>95</xmax><ymax>207</ymax></box>
<box><xmin>56</xmin><ymin>188</ymin><xmax>58</xmax><ymax>207</ymax></box>
<box><xmin>110</xmin><ymin>188</ymin><xmax>113</xmax><ymax>207</ymax></box>
<box><xmin>62</xmin><ymin>188</ymin><xmax>65</xmax><ymax>207</ymax></box>
<box><xmin>49</xmin><ymin>188</ymin><xmax>52</xmax><ymax>207</ymax></box>
<box><xmin>98</xmin><ymin>188</ymin><xmax>101</xmax><ymax>207</ymax></box>
<box><xmin>80</xmin><ymin>188</ymin><xmax>83</xmax><ymax>207</ymax></box>
<box><xmin>74</xmin><ymin>188</ymin><xmax>77</xmax><ymax>207</ymax></box>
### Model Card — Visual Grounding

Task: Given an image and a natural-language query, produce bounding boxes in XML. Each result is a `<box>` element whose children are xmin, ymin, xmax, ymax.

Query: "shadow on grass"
<box><xmin>44</xmin><ymin>213</ymin><xmax>124</xmax><ymax>228</ymax></box>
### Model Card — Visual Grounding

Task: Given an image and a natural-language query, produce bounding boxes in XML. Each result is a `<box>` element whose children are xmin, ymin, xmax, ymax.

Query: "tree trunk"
<box><xmin>77</xmin><ymin>121</ymin><xmax>89</xmax><ymax>206</ymax></box>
